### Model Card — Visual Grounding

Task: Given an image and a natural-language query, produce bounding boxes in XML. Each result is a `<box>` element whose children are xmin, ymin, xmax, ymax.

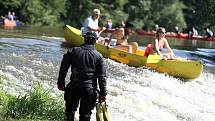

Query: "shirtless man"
<box><xmin>110</xmin><ymin>26</ymin><xmax>138</xmax><ymax>53</ymax></box>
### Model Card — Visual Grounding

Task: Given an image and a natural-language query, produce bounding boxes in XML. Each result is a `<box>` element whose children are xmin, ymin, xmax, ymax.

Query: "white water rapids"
<box><xmin>0</xmin><ymin>37</ymin><xmax>215</xmax><ymax>121</ymax></box>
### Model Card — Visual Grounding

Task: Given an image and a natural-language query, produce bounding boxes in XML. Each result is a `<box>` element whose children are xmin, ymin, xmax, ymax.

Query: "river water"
<box><xmin>0</xmin><ymin>26</ymin><xmax>215</xmax><ymax>121</ymax></box>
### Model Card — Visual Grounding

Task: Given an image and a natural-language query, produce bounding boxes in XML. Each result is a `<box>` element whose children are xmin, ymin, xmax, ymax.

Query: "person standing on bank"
<box><xmin>57</xmin><ymin>32</ymin><xmax>107</xmax><ymax>121</ymax></box>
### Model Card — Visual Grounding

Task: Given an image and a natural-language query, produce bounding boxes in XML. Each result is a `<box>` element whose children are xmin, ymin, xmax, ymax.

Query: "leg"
<box><xmin>127</xmin><ymin>45</ymin><xmax>132</xmax><ymax>53</ymax></box>
<box><xmin>96</xmin><ymin>37</ymin><xmax>105</xmax><ymax>44</ymax></box>
<box><xmin>117</xmin><ymin>45</ymin><xmax>133</xmax><ymax>53</ymax></box>
<box><xmin>64</xmin><ymin>87</ymin><xmax>80</xmax><ymax>121</ymax></box>
<box><xmin>129</xmin><ymin>42</ymin><xmax>138</xmax><ymax>53</ymax></box>
<box><xmin>79</xmin><ymin>88</ymin><xmax>97</xmax><ymax>121</ymax></box>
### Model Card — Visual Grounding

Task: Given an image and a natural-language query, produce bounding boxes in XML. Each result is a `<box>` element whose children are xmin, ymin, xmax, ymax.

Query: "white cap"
<box><xmin>93</xmin><ymin>9</ymin><xmax>100</xmax><ymax>15</ymax></box>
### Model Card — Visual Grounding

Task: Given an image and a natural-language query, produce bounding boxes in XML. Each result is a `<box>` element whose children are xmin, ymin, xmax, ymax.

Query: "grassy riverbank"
<box><xmin>0</xmin><ymin>80</ymin><xmax>64</xmax><ymax>121</ymax></box>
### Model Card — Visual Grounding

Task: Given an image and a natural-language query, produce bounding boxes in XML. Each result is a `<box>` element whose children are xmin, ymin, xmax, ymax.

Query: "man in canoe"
<box><xmin>144</xmin><ymin>27</ymin><xmax>176</xmax><ymax>59</ymax></box>
<box><xmin>82</xmin><ymin>9</ymin><xmax>106</xmax><ymax>44</ymax></box>
<box><xmin>108</xmin><ymin>22</ymin><xmax>138</xmax><ymax>53</ymax></box>
<box><xmin>57</xmin><ymin>32</ymin><xmax>107</xmax><ymax>121</ymax></box>
<box><xmin>205</xmin><ymin>28</ymin><xmax>214</xmax><ymax>38</ymax></box>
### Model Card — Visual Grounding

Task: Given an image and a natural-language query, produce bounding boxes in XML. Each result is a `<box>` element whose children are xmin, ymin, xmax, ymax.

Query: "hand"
<box><xmin>168</xmin><ymin>52</ymin><xmax>176</xmax><ymax>59</ymax></box>
<box><xmin>100</xmin><ymin>27</ymin><xmax>106</xmax><ymax>31</ymax></box>
<box><xmin>99</xmin><ymin>96</ymin><xmax>106</xmax><ymax>102</ymax></box>
<box><xmin>57</xmin><ymin>85</ymin><xmax>65</xmax><ymax>91</ymax></box>
<box><xmin>172</xmin><ymin>53</ymin><xmax>177</xmax><ymax>58</ymax></box>
<box><xmin>160</xmin><ymin>55</ymin><xmax>167</xmax><ymax>60</ymax></box>
<box><xmin>160</xmin><ymin>54</ymin><xmax>164</xmax><ymax>59</ymax></box>
<box><xmin>102</xmin><ymin>27</ymin><xmax>106</xmax><ymax>31</ymax></box>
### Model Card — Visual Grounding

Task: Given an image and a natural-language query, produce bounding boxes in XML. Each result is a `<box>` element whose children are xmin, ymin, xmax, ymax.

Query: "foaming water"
<box><xmin>0</xmin><ymin>37</ymin><xmax>215</xmax><ymax>121</ymax></box>
<box><xmin>102</xmin><ymin>60</ymin><xmax>215</xmax><ymax>121</ymax></box>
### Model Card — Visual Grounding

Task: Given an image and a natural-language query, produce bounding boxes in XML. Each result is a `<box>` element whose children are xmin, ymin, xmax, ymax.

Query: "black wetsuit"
<box><xmin>57</xmin><ymin>44</ymin><xmax>107</xmax><ymax>121</ymax></box>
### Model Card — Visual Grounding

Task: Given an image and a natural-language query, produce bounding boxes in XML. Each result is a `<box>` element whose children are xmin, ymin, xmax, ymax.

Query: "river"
<box><xmin>0</xmin><ymin>26</ymin><xmax>215</xmax><ymax>121</ymax></box>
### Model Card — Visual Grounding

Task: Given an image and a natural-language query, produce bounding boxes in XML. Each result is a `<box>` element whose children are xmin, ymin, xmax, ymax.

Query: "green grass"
<box><xmin>0</xmin><ymin>75</ymin><xmax>6</xmax><ymax>84</ymax></box>
<box><xmin>0</xmin><ymin>83</ymin><xmax>65</xmax><ymax>121</ymax></box>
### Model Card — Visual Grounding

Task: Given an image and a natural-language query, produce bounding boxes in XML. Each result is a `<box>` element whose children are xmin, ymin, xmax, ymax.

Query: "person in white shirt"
<box><xmin>82</xmin><ymin>9</ymin><xmax>105</xmax><ymax>44</ymax></box>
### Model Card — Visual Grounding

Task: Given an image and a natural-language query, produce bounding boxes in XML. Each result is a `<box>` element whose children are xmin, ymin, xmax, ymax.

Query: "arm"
<box><xmin>164</xmin><ymin>38</ymin><xmax>176</xmax><ymax>59</ymax></box>
<box><xmin>88</xmin><ymin>26</ymin><xmax>103</xmax><ymax>32</ymax></box>
<box><xmin>154</xmin><ymin>39</ymin><xmax>162</xmax><ymax>55</ymax></box>
<box><xmin>97</xmin><ymin>56</ymin><xmax>107</xmax><ymax>97</ymax></box>
<box><xmin>57</xmin><ymin>49</ymin><xmax>73</xmax><ymax>91</ymax></box>
<box><xmin>164</xmin><ymin>38</ymin><xmax>173</xmax><ymax>53</ymax></box>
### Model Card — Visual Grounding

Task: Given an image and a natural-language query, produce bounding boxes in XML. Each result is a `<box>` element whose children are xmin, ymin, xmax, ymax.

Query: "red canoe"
<box><xmin>138</xmin><ymin>30</ymin><xmax>215</xmax><ymax>41</ymax></box>
<box><xmin>3</xmin><ymin>19</ymin><xmax>16</xmax><ymax>27</ymax></box>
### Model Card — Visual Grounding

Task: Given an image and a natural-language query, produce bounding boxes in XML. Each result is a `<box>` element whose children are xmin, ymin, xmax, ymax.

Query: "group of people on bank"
<box><xmin>57</xmin><ymin>8</ymin><xmax>177</xmax><ymax>121</ymax></box>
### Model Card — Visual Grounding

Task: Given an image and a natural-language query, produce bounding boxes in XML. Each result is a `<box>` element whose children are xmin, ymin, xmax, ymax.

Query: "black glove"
<box><xmin>57</xmin><ymin>84</ymin><xmax>65</xmax><ymax>91</ymax></box>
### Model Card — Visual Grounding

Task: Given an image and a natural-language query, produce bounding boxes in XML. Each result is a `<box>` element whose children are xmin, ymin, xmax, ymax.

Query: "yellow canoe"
<box><xmin>64</xmin><ymin>25</ymin><xmax>203</xmax><ymax>79</ymax></box>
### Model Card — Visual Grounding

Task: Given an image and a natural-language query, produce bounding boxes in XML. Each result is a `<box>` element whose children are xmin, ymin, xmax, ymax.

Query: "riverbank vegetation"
<box><xmin>0</xmin><ymin>83</ymin><xmax>64</xmax><ymax>121</ymax></box>
<box><xmin>0</xmin><ymin>0</ymin><xmax>214</xmax><ymax>33</ymax></box>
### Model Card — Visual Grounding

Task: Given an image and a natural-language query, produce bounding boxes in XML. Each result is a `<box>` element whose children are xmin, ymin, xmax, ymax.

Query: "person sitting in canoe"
<box><xmin>105</xmin><ymin>19</ymin><xmax>113</xmax><ymax>29</ymax></box>
<box><xmin>205</xmin><ymin>28</ymin><xmax>213</xmax><ymax>38</ymax></box>
<box><xmin>144</xmin><ymin>27</ymin><xmax>176</xmax><ymax>59</ymax></box>
<box><xmin>174</xmin><ymin>26</ymin><xmax>180</xmax><ymax>34</ymax></box>
<box><xmin>82</xmin><ymin>9</ymin><xmax>106</xmax><ymax>44</ymax></box>
<box><xmin>108</xmin><ymin>22</ymin><xmax>138</xmax><ymax>53</ymax></box>
<box><xmin>7</xmin><ymin>11</ymin><xmax>14</xmax><ymax>21</ymax></box>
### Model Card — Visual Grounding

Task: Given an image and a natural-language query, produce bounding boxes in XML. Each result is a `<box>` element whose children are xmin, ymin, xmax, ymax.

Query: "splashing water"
<box><xmin>0</xmin><ymin>37</ymin><xmax>215</xmax><ymax>121</ymax></box>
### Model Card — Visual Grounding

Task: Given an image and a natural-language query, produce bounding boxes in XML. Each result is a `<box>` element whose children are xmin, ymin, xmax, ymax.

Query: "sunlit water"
<box><xmin>0</xmin><ymin>32</ymin><xmax>215</xmax><ymax>121</ymax></box>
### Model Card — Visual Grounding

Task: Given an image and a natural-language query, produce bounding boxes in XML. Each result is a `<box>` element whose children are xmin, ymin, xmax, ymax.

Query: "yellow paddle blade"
<box><xmin>146</xmin><ymin>54</ymin><xmax>162</xmax><ymax>63</ymax></box>
<box><xmin>96</xmin><ymin>102</ymin><xmax>110</xmax><ymax>121</ymax></box>
<box><xmin>102</xmin><ymin>102</ymin><xmax>110</xmax><ymax>121</ymax></box>
<box><xmin>96</xmin><ymin>103</ymin><xmax>104</xmax><ymax>121</ymax></box>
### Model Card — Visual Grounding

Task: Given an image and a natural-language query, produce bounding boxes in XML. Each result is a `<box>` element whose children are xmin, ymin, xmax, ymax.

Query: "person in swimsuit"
<box><xmin>144</xmin><ymin>27</ymin><xmax>176</xmax><ymax>59</ymax></box>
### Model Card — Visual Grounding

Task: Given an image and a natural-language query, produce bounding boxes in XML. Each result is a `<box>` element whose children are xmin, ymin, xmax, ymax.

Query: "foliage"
<box><xmin>125</xmin><ymin>0</ymin><xmax>186</xmax><ymax>31</ymax></box>
<box><xmin>0</xmin><ymin>0</ymin><xmax>214</xmax><ymax>33</ymax></box>
<box><xmin>0</xmin><ymin>75</ymin><xmax>4</xmax><ymax>84</ymax></box>
<box><xmin>0</xmin><ymin>83</ymin><xmax>64</xmax><ymax>121</ymax></box>
<box><xmin>183</xmin><ymin>0</ymin><xmax>215</xmax><ymax>33</ymax></box>
<box><xmin>0</xmin><ymin>0</ymin><xmax>22</xmax><ymax>17</ymax></box>
<box><xmin>0</xmin><ymin>0</ymin><xmax>66</xmax><ymax>26</ymax></box>
<box><xmin>19</xmin><ymin>0</ymin><xmax>66</xmax><ymax>26</ymax></box>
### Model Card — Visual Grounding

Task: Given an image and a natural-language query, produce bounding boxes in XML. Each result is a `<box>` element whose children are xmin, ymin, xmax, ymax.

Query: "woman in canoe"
<box><xmin>144</xmin><ymin>27</ymin><xmax>176</xmax><ymax>59</ymax></box>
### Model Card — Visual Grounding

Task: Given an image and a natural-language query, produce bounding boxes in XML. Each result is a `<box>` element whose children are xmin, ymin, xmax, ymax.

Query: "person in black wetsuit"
<box><xmin>57</xmin><ymin>32</ymin><xmax>107</xmax><ymax>121</ymax></box>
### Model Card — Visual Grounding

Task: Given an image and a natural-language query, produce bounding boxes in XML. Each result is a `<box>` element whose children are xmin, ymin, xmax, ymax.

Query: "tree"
<box><xmin>19</xmin><ymin>0</ymin><xmax>65</xmax><ymax>26</ymax></box>
<box><xmin>125</xmin><ymin>0</ymin><xmax>186</xmax><ymax>32</ymax></box>
<box><xmin>0</xmin><ymin>0</ymin><xmax>22</xmax><ymax>17</ymax></box>
<box><xmin>183</xmin><ymin>0</ymin><xmax>215</xmax><ymax>34</ymax></box>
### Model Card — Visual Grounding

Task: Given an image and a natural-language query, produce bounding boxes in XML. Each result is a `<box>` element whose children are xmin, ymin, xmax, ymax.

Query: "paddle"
<box><xmin>146</xmin><ymin>54</ymin><xmax>162</xmax><ymax>63</ymax></box>
<box><xmin>96</xmin><ymin>102</ymin><xmax>110</xmax><ymax>121</ymax></box>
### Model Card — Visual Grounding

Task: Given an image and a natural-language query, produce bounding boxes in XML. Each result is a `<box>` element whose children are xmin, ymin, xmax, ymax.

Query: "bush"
<box><xmin>0</xmin><ymin>83</ymin><xmax>64</xmax><ymax>121</ymax></box>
